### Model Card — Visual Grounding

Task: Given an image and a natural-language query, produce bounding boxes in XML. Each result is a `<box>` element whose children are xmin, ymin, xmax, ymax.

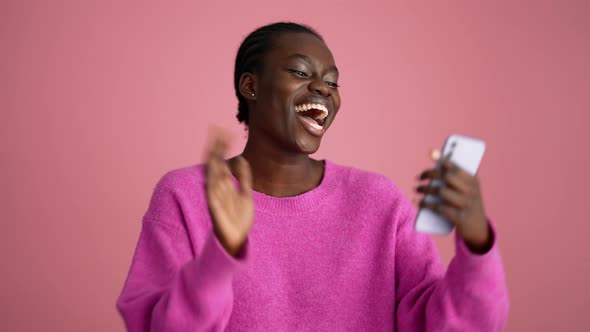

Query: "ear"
<box><xmin>239</xmin><ymin>72</ymin><xmax>257</xmax><ymax>101</ymax></box>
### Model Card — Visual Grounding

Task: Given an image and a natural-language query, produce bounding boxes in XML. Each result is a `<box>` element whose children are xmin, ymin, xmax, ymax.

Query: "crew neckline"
<box><xmin>231</xmin><ymin>159</ymin><xmax>342</xmax><ymax>216</ymax></box>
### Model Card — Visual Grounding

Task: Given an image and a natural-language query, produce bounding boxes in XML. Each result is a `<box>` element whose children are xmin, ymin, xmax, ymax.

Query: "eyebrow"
<box><xmin>287</xmin><ymin>53</ymin><xmax>339</xmax><ymax>75</ymax></box>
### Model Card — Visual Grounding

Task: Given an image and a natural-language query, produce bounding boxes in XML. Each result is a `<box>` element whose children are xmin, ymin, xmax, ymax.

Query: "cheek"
<box><xmin>279</xmin><ymin>77</ymin><xmax>304</xmax><ymax>95</ymax></box>
<box><xmin>273</xmin><ymin>81</ymin><xmax>306</xmax><ymax>109</ymax></box>
<box><xmin>265</xmin><ymin>76</ymin><xmax>295</xmax><ymax>102</ymax></box>
<box><xmin>332</xmin><ymin>93</ymin><xmax>342</xmax><ymax>112</ymax></box>
<box><xmin>258</xmin><ymin>78</ymin><xmax>285</xmax><ymax>112</ymax></box>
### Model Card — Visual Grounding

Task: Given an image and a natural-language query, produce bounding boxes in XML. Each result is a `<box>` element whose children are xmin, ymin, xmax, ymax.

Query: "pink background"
<box><xmin>2</xmin><ymin>0</ymin><xmax>589</xmax><ymax>331</ymax></box>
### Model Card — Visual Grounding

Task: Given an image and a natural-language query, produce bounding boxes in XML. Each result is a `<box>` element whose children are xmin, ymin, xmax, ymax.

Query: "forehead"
<box><xmin>266</xmin><ymin>32</ymin><xmax>336</xmax><ymax>66</ymax></box>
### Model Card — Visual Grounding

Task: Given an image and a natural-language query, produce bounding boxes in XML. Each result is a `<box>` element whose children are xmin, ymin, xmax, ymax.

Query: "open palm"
<box><xmin>205</xmin><ymin>136</ymin><xmax>254</xmax><ymax>257</ymax></box>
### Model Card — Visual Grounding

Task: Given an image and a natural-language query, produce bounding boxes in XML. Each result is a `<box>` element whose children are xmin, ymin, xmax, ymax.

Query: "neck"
<box><xmin>234</xmin><ymin>135</ymin><xmax>324</xmax><ymax>197</ymax></box>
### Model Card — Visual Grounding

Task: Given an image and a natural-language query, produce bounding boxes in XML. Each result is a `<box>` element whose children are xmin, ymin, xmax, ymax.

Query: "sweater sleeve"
<box><xmin>116</xmin><ymin>172</ymin><xmax>250</xmax><ymax>332</ymax></box>
<box><xmin>117</xmin><ymin>221</ymin><xmax>249</xmax><ymax>332</ymax></box>
<box><xmin>394</xmin><ymin>202</ymin><xmax>509</xmax><ymax>331</ymax></box>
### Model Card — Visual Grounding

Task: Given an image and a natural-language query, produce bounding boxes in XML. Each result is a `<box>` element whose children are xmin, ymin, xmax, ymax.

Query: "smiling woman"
<box><xmin>235</xmin><ymin>25</ymin><xmax>341</xmax><ymax>159</ymax></box>
<box><xmin>116</xmin><ymin>22</ymin><xmax>509</xmax><ymax>331</ymax></box>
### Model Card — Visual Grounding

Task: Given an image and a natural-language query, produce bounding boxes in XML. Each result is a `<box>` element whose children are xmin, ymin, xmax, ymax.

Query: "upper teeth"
<box><xmin>295</xmin><ymin>103</ymin><xmax>328</xmax><ymax>120</ymax></box>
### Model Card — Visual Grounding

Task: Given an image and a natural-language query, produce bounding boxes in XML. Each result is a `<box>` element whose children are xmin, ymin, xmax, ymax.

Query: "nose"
<box><xmin>308</xmin><ymin>78</ymin><xmax>331</xmax><ymax>97</ymax></box>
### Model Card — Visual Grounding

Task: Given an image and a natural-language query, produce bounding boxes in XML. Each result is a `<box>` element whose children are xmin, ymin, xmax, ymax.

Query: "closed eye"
<box><xmin>288</xmin><ymin>69</ymin><xmax>310</xmax><ymax>78</ymax></box>
<box><xmin>326</xmin><ymin>81</ymin><xmax>340</xmax><ymax>88</ymax></box>
<box><xmin>289</xmin><ymin>69</ymin><xmax>339</xmax><ymax>88</ymax></box>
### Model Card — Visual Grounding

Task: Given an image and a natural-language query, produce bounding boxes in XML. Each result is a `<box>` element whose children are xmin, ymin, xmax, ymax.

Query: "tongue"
<box><xmin>298</xmin><ymin>114</ymin><xmax>320</xmax><ymax>125</ymax></box>
<box><xmin>299</xmin><ymin>114</ymin><xmax>322</xmax><ymax>127</ymax></box>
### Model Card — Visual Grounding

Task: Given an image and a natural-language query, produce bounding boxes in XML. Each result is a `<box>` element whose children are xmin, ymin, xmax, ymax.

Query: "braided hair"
<box><xmin>234</xmin><ymin>22</ymin><xmax>324</xmax><ymax>126</ymax></box>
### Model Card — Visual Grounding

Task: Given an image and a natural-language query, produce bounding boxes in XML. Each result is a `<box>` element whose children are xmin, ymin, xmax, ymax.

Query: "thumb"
<box><xmin>430</xmin><ymin>148</ymin><xmax>441</xmax><ymax>161</ymax></box>
<box><xmin>235</xmin><ymin>156</ymin><xmax>253</xmax><ymax>196</ymax></box>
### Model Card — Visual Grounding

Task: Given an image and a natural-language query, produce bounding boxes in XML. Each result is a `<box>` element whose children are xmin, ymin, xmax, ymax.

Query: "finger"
<box><xmin>209</xmin><ymin>146</ymin><xmax>232</xmax><ymax>179</ymax></box>
<box><xmin>419</xmin><ymin>148</ymin><xmax>448</xmax><ymax>180</ymax></box>
<box><xmin>208</xmin><ymin>182</ymin><xmax>225</xmax><ymax>205</ymax></box>
<box><xmin>206</xmin><ymin>154</ymin><xmax>220</xmax><ymax>184</ymax></box>
<box><xmin>418</xmin><ymin>168</ymin><xmax>443</xmax><ymax>181</ymax></box>
<box><xmin>419</xmin><ymin>157</ymin><xmax>464</xmax><ymax>181</ymax></box>
<box><xmin>439</xmin><ymin>157</ymin><xmax>457</xmax><ymax>173</ymax></box>
<box><xmin>209</xmin><ymin>136</ymin><xmax>228</xmax><ymax>161</ymax></box>
<box><xmin>440</xmin><ymin>158</ymin><xmax>473</xmax><ymax>182</ymax></box>
<box><xmin>212</xmin><ymin>184</ymin><xmax>227</xmax><ymax>202</ymax></box>
<box><xmin>218</xmin><ymin>176</ymin><xmax>234</xmax><ymax>195</ymax></box>
<box><xmin>207</xmin><ymin>152</ymin><xmax>225</xmax><ymax>181</ymax></box>
<box><xmin>208</xmin><ymin>191</ymin><xmax>221</xmax><ymax>210</ymax></box>
<box><xmin>212</xmin><ymin>176</ymin><xmax>237</xmax><ymax>203</ymax></box>
<box><xmin>416</xmin><ymin>185</ymin><xmax>467</xmax><ymax>208</ymax></box>
<box><xmin>208</xmin><ymin>191</ymin><xmax>228</xmax><ymax>221</ymax></box>
<box><xmin>234</xmin><ymin>156</ymin><xmax>253</xmax><ymax>196</ymax></box>
<box><xmin>207</xmin><ymin>125</ymin><xmax>234</xmax><ymax>160</ymax></box>
<box><xmin>206</xmin><ymin>136</ymin><xmax>223</xmax><ymax>176</ymax></box>
<box><xmin>207</xmin><ymin>157</ymin><xmax>232</xmax><ymax>193</ymax></box>
<box><xmin>218</xmin><ymin>158</ymin><xmax>232</xmax><ymax>178</ymax></box>
<box><xmin>444</xmin><ymin>171</ymin><xmax>471</xmax><ymax>194</ymax></box>
<box><xmin>415</xmin><ymin>185</ymin><xmax>440</xmax><ymax>195</ymax></box>
<box><xmin>437</xmin><ymin>186</ymin><xmax>467</xmax><ymax>208</ymax></box>
<box><xmin>418</xmin><ymin>165</ymin><xmax>471</xmax><ymax>195</ymax></box>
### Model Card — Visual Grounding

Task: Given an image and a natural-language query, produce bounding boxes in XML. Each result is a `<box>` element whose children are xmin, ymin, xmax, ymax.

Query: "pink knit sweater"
<box><xmin>117</xmin><ymin>160</ymin><xmax>508</xmax><ymax>331</ymax></box>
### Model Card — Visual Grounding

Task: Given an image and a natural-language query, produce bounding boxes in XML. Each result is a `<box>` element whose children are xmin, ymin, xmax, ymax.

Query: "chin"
<box><xmin>294</xmin><ymin>137</ymin><xmax>321</xmax><ymax>155</ymax></box>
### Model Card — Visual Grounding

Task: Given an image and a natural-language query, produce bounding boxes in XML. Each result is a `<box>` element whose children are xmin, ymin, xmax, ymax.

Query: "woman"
<box><xmin>117</xmin><ymin>22</ymin><xmax>508</xmax><ymax>331</ymax></box>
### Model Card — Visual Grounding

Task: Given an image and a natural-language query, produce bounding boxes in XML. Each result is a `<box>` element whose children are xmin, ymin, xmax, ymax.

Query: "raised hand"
<box><xmin>205</xmin><ymin>132</ymin><xmax>254</xmax><ymax>257</ymax></box>
<box><xmin>415</xmin><ymin>152</ymin><xmax>493</xmax><ymax>253</ymax></box>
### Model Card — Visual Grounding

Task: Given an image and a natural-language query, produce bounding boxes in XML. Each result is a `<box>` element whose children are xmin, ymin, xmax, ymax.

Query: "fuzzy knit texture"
<box><xmin>117</xmin><ymin>160</ymin><xmax>509</xmax><ymax>331</ymax></box>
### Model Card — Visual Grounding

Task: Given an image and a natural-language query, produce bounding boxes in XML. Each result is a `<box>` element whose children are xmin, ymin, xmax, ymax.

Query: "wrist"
<box><xmin>213</xmin><ymin>228</ymin><xmax>246</xmax><ymax>257</ymax></box>
<box><xmin>464</xmin><ymin>223</ymin><xmax>494</xmax><ymax>254</ymax></box>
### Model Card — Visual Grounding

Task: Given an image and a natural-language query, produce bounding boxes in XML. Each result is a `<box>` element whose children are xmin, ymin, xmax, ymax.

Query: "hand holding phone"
<box><xmin>414</xmin><ymin>134</ymin><xmax>486</xmax><ymax>235</ymax></box>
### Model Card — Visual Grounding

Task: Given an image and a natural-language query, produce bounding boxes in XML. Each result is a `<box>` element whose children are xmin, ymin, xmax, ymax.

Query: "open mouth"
<box><xmin>295</xmin><ymin>103</ymin><xmax>328</xmax><ymax>130</ymax></box>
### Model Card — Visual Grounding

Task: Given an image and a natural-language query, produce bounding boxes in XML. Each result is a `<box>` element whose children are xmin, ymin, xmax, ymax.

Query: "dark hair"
<box><xmin>234</xmin><ymin>22</ymin><xmax>324</xmax><ymax>126</ymax></box>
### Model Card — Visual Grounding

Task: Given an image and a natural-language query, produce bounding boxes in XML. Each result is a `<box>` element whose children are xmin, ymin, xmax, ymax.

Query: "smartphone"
<box><xmin>414</xmin><ymin>134</ymin><xmax>486</xmax><ymax>235</ymax></box>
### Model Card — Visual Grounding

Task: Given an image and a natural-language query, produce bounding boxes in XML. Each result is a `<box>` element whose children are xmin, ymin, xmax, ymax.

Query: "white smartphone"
<box><xmin>414</xmin><ymin>134</ymin><xmax>486</xmax><ymax>235</ymax></box>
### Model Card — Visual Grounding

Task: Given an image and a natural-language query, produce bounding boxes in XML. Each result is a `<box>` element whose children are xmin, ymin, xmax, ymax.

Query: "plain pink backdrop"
<box><xmin>2</xmin><ymin>0</ymin><xmax>589</xmax><ymax>331</ymax></box>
